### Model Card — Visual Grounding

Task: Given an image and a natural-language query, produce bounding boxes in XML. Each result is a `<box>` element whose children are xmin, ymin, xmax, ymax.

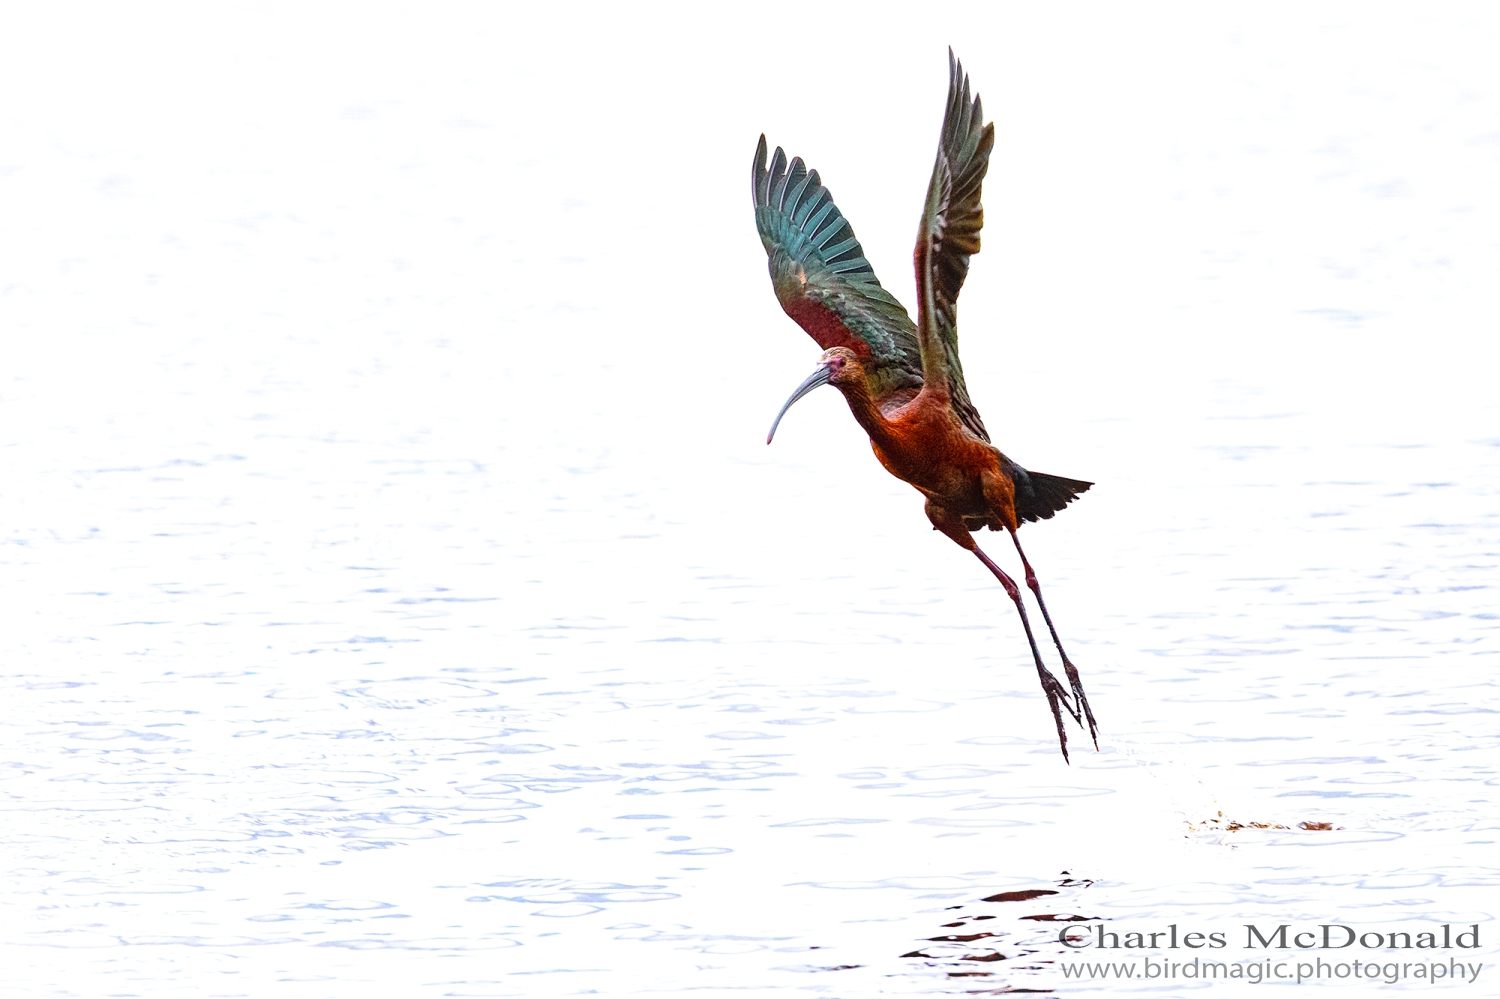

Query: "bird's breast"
<box><xmin>869</xmin><ymin>417</ymin><xmax>996</xmax><ymax>508</ymax></box>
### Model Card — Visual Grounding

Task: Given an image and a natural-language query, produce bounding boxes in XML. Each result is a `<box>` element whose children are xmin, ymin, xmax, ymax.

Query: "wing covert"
<box><xmin>752</xmin><ymin>136</ymin><xmax>922</xmax><ymax>403</ymax></box>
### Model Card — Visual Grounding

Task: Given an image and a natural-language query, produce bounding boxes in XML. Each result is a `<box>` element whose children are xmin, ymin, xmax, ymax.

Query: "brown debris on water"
<box><xmin>1197</xmin><ymin>811</ymin><xmax>1344</xmax><ymax>833</ymax></box>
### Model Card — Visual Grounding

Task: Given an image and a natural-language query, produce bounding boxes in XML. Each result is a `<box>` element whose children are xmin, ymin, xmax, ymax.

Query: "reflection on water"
<box><xmin>897</xmin><ymin>882</ymin><xmax>1092</xmax><ymax>986</ymax></box>
<box><xmin>3</xmin><ymin>5</ymin><xmax>1500</xmax><ymax>997</ymax></box>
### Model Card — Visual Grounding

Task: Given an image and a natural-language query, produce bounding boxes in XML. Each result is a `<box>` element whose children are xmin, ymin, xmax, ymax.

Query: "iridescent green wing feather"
<box><xmin>752</xmin><ymin>136</ymin><xmax>923</xmax><ymax>403</ymax></box>
<box><xmin>914</xmin><ymin>51</ymin><xmax>996</xmax><ymax>441</ymax></box>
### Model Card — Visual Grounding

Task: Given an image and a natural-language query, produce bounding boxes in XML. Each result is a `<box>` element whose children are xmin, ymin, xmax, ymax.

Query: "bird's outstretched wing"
<box><xmin>752</xmin><ymin>136</ymin><xmax>923</xmax><ymax>404</ymax></box>
<box><xmin>914</xmin><ymin>50</ymin><xmax>996</xmax><ymax>440</ymax></box>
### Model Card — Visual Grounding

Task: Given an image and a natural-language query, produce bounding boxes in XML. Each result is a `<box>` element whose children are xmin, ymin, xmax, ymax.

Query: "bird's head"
<box><xmin>766</xmin><ymin>347</ymin><xmax>865</xmax><ymax>444</ymax></box>
<box><xmin>819</xmin><ymin>346</ymin><xmax>864</xmax><ymax>386</ymax></box>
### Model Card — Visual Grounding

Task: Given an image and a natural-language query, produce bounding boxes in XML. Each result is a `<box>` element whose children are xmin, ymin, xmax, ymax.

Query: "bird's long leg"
<box><xmin>1008</xmin><ymin>528</ymin><xmax>1099</xmax><ymax>749</ymax></box>
<box><xmin>925</xmin><ymin>501</ymin><xmax>1076</xmax><ymax>762</ymax></box>
<box><xmin>971</xmin><ymin>545</ymin><xmax>1076</xmax><ymax>764</ymax></box>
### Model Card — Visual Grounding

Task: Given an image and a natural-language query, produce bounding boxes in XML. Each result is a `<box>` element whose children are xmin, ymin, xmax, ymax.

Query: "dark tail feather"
<box><xmin>1010</xmin><ymin>464</ymin><xmax>1092</xmax><ymax>524</ymax></box>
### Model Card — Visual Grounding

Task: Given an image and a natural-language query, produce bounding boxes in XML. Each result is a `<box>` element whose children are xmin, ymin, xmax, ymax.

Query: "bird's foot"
<box><xmin>1037</xmin><ymin>668</ymin><xmax>1075</xmax><ymax>763</ymax></box>
<box><xmin>1060</xmin><ymin>659</ymin><xmax>1099</xmax><ymax>751</ymax></box>
<box><xmin>1042</xmin><ymin>668</ymin><xmax>1084</xmax><ymax>728</ymax></box>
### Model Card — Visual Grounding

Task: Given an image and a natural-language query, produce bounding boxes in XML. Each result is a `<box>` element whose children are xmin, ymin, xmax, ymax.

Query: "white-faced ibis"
<box><xmin>752</xmin><ymin>51</ymin><xmax>1098</xmax><ymax>761</ymax></box>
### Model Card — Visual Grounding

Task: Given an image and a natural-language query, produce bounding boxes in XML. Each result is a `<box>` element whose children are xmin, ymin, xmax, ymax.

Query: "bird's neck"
<box><xmin>835</xmin><ymin>376</ymin><xmax>897</xmax><ymax>447</ymax></box>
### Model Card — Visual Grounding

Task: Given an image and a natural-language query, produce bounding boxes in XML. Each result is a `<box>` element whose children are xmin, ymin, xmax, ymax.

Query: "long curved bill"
<box><xmin>766</xmin><ymin>364</ymin><xmax>832</xmax><ymax>444</ymax></box>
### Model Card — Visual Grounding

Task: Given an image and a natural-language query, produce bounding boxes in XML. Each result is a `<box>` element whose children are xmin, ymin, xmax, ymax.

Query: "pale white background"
<box><xmin>2</xmin><ymin>3</ymin><xmax>1498</xmax><ymax>996</ymax></box>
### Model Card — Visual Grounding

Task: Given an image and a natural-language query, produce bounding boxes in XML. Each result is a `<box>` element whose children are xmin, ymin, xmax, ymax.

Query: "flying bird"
<box><xmin>752</xmin><ymin>51</ymin><xmax>1098</xmax><ymax>760</ymax></box>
